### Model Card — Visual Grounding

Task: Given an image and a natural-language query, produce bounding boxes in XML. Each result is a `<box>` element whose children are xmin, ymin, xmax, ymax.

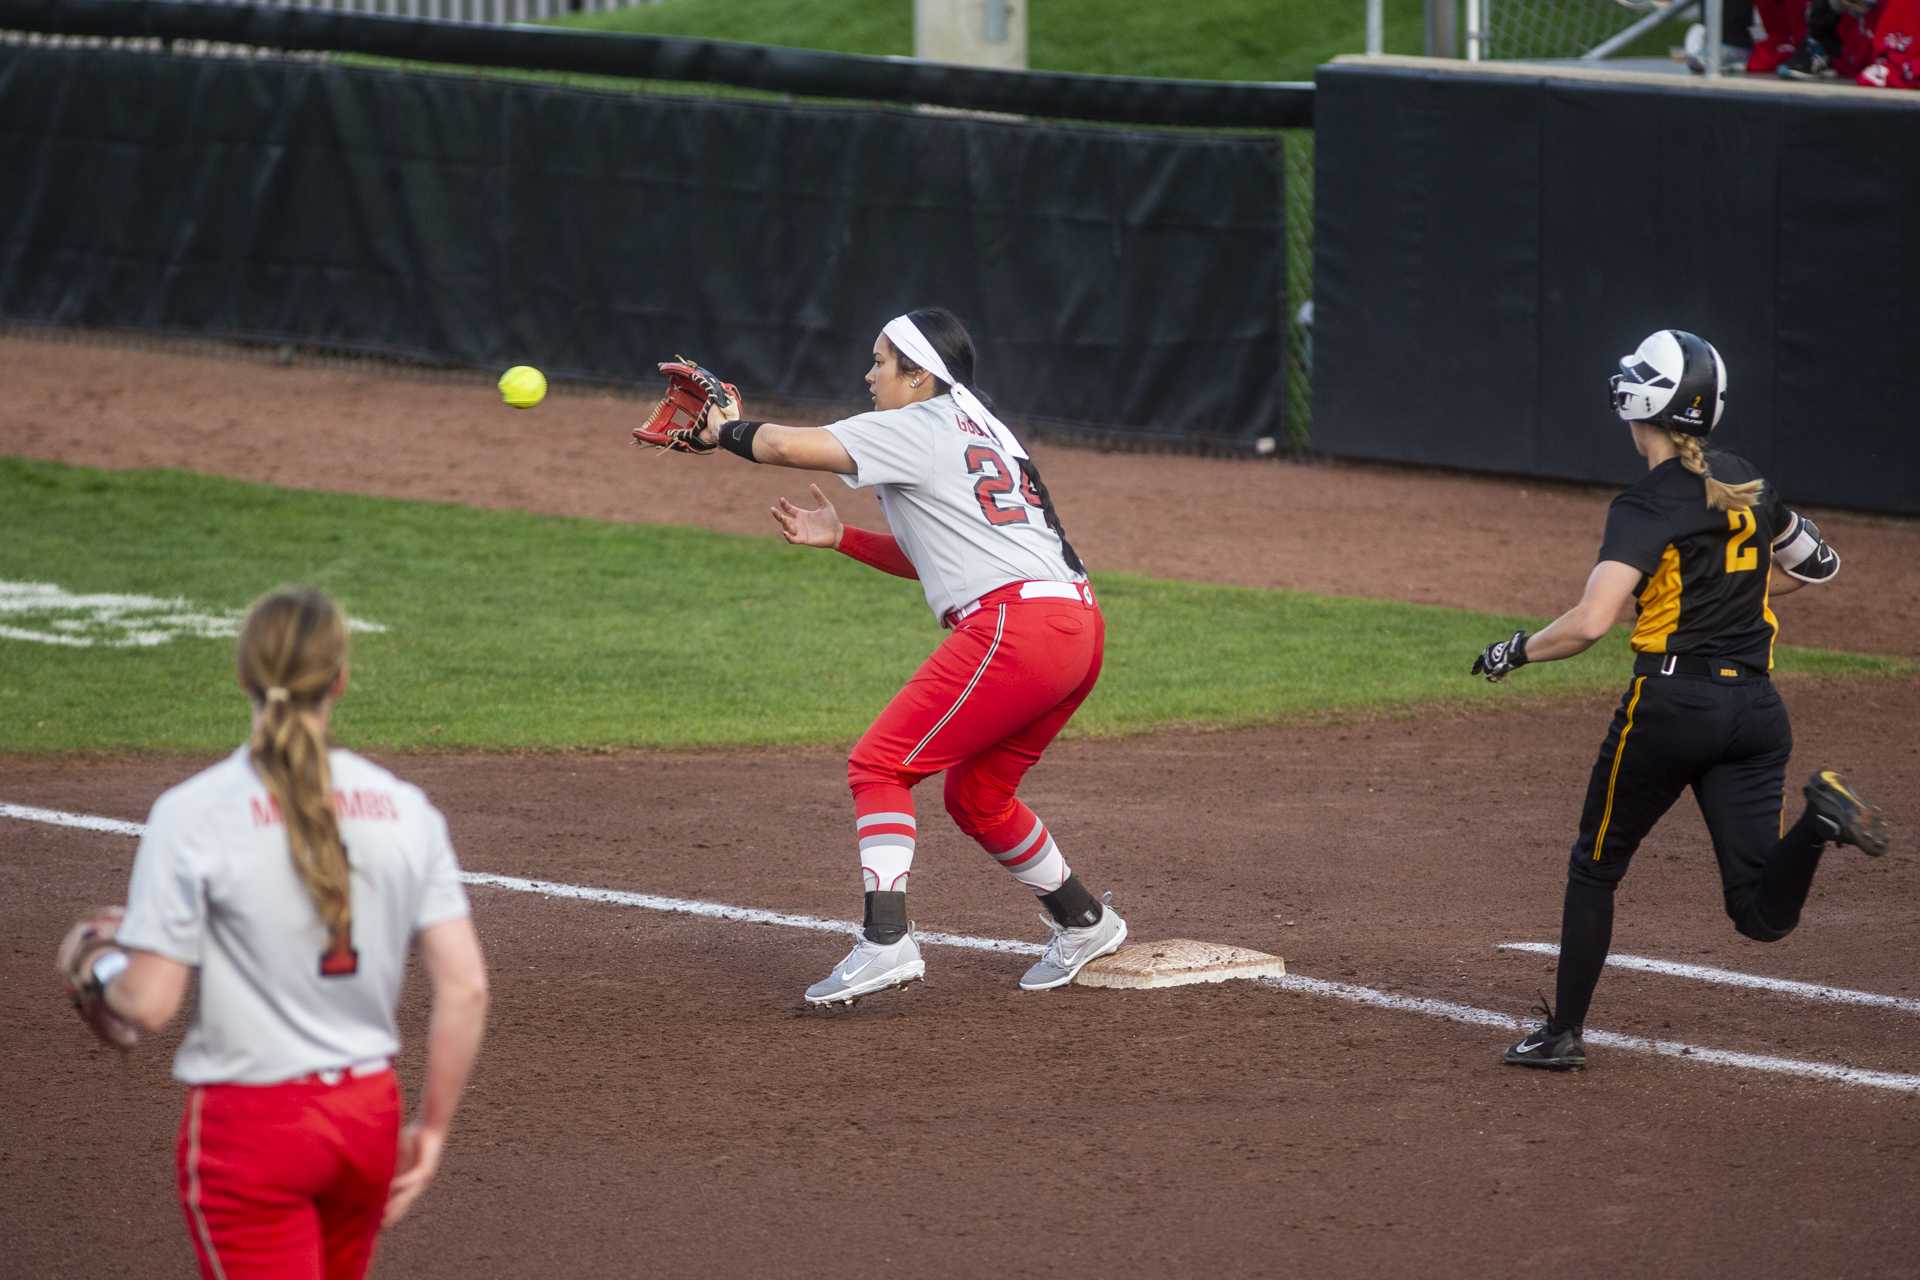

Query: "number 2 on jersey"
<box><xmin>1724</xmin><ymin>508</ymin><xmax>1758</xmax><ymax>574</ymax></box>
<box><xmin>320</xmin><ymin>926</ymin><xmax>360</xmax><ymax>977</ymax></box>
<box><xmin>966</xmin><ymin>445</ymin><xmax>1040</xmax><ymax>528</ymax></box>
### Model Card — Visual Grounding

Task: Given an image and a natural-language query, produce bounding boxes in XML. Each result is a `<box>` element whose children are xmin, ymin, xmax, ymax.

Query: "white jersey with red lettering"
<box><xmin>116</xmin><ymin>746</ymin><xmax>470</xmax><ymax>1086</ymax></box>
<box><xmin>825</xmin><ymin>395</ymin><xmax>1081</xmax><ymax>621</ymax></box>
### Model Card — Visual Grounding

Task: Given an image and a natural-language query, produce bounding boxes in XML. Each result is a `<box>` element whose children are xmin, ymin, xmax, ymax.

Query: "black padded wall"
<box><xmin>0</xmin><ymin>46</ymin><xmax>1286</xmax><ymax>444</ymax></box>
<box><xmin>1314</xmin><ymin>61</ymin><xmax>1919</xmax><ymax>513</ymax></box>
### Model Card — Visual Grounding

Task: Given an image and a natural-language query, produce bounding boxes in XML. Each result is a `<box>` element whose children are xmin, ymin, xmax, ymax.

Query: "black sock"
<box><xmin>863</xmin><ymin>890</ymin><xmax>908</xmax><ymax>944</ymax></box>
<box><xmin>1753</xmin><ymin>809</ymin><xmax>1828</xmax><ymax>935</ymax></box>
<box><xmin>1553</xmin><ymin>877</ymin><xmax>1615</xmax><ymax>1031</ymax></box>
<box><xmin>1039</xmin><ymin>873</ymin><xmax>1102</xmax><ymax>929</ymax></box>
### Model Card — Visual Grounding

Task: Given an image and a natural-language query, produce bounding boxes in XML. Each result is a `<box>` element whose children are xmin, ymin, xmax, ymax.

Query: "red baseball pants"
<box><xmin>848</xmin><ymin>585</ymin><xmax>1104</xmax><ymax>893</ymax></box>
<box><xmin>177</xmin><ymin>1069</ymin><xmax>401</xmax><ymax>1280</ymax></box>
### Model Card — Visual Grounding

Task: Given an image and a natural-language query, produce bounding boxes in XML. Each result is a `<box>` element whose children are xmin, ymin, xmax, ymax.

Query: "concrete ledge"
<box><xmin>1327</xmin><ymin>53</ymin><xmax>1920</xmax><ymax>105</ymax></box>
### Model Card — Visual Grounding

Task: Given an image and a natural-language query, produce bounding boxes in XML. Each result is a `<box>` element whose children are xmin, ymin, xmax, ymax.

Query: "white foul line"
<box><xmin>1266</xmin><ymin>974</ymin><xmax>1920</xmax><ymax>1094</ymax></box>
<box><xmin>10</xmin><ymin>801</ymin><xmax>1920</xmax><ymax>1094</ymax></box>
<box><xmin>462</xmin><ymin>873</ymin><xmax>1043</xmax><ymax>957</ymax></box>
<box><xmin>1500</xmin><ymin>942</ymin><xmax>1920</xmax><ymax>1016</ymax></box>
<box><xmin>0</xmin><ymin>802</ymin><xmax>147</xmax><ymax>838</ymax></box>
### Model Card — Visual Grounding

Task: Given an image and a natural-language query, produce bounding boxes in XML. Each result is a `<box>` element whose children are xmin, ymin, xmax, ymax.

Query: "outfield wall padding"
<box><xmin>1312</xmin><ymin>59</ymin><xmax>1920</xmax><ymax>514</ymax></box>
<box><xmin>0</xmin><ymin>0</ymin><xmax>1315</xmax><ymax>129</ymax></box>
<box><xmin>0</xmin><ymin>45</ymin><xmax>1287</xmax><ymax>444</ymax></box>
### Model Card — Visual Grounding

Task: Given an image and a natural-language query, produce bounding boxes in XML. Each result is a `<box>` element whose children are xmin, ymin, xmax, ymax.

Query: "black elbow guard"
<box><xmin>1771</xmin><ymin>511</ymin><xmax>1839</xmax><ymax>583</ymax></box>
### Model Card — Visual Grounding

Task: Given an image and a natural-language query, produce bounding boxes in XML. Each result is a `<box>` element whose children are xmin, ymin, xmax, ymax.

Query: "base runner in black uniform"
<box><xmin>1470</xmin><ymin>329</ymin><xmax>1891</xmax><ymax>1071</ymax></box>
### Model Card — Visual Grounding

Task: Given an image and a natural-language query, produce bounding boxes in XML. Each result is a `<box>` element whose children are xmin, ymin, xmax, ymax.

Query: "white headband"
<box><xmin>882</xmin><ymin>316</ymin><xmax>1027</xmax><ymax>461</ymax></box>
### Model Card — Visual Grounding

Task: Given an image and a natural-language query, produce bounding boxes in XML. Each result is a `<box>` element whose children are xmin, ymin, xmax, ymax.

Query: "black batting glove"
<box><xmin>1472</xmin><ymin>630</ymin><xmax>1530</xmax><ymax>682</ymax></box>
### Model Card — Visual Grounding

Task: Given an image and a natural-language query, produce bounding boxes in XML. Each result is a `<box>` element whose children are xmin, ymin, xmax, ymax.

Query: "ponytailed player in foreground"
<box><xmin>639</xmin><ymin>308</ymin><xmax>1127</xmax><ymax>1004</ymax></box>
<box><xmin>57</xmin><ymin>587</ymin><xmax>489</xmax><ymax>1279</ymax></box>
<box><xmin>1470</xmin><ymin>329</ymin><xmax>1889</xmax><ymax>1070</ymax></box>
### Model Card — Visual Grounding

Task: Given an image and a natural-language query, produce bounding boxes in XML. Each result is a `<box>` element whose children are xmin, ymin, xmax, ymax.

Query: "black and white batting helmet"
<box><xmin>1609</xmin><ymin>329</ymin><xmax>1726</xmax><ymax>435</ymax></box>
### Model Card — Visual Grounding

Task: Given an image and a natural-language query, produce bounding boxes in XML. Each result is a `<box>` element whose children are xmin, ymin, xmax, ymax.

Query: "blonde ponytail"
<box><xmin>1670</xmin><ymin>431</ymin><xmax>1764</xmax><ymax>513</ymax></box>
<box><xmin>237</xmin><ymin>589</ymin><xmax>352</xmax><ymax>943</ymax></box>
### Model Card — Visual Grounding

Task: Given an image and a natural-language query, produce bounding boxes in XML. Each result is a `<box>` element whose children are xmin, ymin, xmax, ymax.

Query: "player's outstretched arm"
<box><xmin>1533</xmin><ymin>561</ymin><xmax>1641</xmax><ymax>660</ymax></box>
<box><xmin>1523</xmin><ymin>560</ymin><xmax>1642</xmax><ymax>663</ymax></box>
<box><xmin>1472</xmin><ymin>560</ymin><xmax>1640</xmax><ymax>680</ymax></box>
<box><xmin>695</xmin><ymin>401</ymin><xmax>856</xmax><ymax>473</ymax></box>
<box><xmin>386</xmin><ymin>915</ymin><xmax>488</xmax><ymax>1228</ymax></box>
<box><xmin>752</xmin><ymin>425</ymin><xmax>857</xmax><ymax>473</ymax></box>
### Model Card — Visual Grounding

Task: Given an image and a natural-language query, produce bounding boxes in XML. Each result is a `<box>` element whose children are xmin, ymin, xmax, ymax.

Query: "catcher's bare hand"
<box><xmin>384</xmin><ymin>1122</ymin><xmax>446</xmax><ymax>1227</ymax></box>
<box><xmin>771</xmin><ymin>484</ymin><xmax>844</xmax><ymax>549</ymax></box>
<box><xmin>58</xmin><ymin>906</ymin><xmax>140</xmax><ymax>1050</ymax></box>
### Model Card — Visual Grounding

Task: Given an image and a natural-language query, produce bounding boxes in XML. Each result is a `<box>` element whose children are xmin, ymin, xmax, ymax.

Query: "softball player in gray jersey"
<box><xmin>60</xmin><ymin>588</ymin><xmax>489</xmax><ymax>1280</ymax></box>
<box><xmin>689</xmin><ymin>307</ymin><xmax>1129</xmax><ymax>1004</ymax></box>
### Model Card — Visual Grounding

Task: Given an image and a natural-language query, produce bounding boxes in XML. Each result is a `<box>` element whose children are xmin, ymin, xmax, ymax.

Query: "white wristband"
<box><xmin>90</xmin><ymin>949</ymin><xmax>130</xmax><ymax>988</ymax></box>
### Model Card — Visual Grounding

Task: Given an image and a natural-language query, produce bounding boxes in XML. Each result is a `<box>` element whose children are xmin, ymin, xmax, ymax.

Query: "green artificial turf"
<box><xmin>340</xmin><ymin>0</ymin><xmax>1438</xmax><ymax>105</ymax></box>
<box><xmin>553</xmin><ymin>0</ymin><xmax>1430</xmax><ymax>84</ymax></box>
<box><xmin>2</xmin><ymin>459</ymin><xmax>1901</xmax><ymax>753</ymax></box>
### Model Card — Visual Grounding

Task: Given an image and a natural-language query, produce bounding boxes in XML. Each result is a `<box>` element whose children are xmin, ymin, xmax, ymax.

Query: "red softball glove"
<box><xmin>632</xmin><ymin>356</ymin><xmax>741</xmax><ymax>454</ymax></box>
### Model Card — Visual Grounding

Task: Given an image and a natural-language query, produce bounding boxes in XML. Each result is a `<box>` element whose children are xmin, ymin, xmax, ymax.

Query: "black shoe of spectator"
<box><xmin>1780</xmin><ymin>38</ymin><xmax>1837</xmax><ymax>80</ymax></box>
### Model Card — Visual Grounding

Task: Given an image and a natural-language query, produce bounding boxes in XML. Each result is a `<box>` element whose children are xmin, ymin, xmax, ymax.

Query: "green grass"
<box><xmin>545</xmin><ymin>0</ymin><xmax>1683</xmax><ymax>85</ymax></box>
<box><xmin>557</xmin><ymin>0</ymin><xmax>910</xmax><ymax>61</ymax></box>
<box><xmin>350</xmin><ymin>0</ymin><xmax>1686</xmax><ymax>93</ymax></box>
<box><xmin>2</xmin><ymin>459</ymin><xmax>1903</xmax><ymax>754</ymax></box>
<box><xmin>344</xmin><ymin>0</ymin><xmax>1437</xmax><ymax>102</ymax></box>
<box><xmin>553</xmin><ymin>0</ymin><xmax>1431</xmax><ymax>84</ymax></box>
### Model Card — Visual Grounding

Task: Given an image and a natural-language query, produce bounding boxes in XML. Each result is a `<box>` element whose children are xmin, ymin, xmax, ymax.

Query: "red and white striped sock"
<box><xmin>852</xmin><ymin>783</ymin><xmax>917</xmax><ymax>892</ymax></box>
<box><xmin>979</xmin><ymin>802</ymin><xmax>1070</xmax><ymax>894</ymax></box>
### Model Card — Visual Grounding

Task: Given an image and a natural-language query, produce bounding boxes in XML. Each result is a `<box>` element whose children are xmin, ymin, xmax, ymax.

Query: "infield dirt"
<box><xmin>3</xmin><ymin>335</ymin><xmax>1917</xmax><ymax>1279</ymax></box>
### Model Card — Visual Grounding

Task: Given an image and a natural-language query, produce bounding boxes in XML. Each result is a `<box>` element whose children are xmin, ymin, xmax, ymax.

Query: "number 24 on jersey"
<box><xmin>966</xmin><ymin>445</ymin><xmax>1042</xmax><ymax>527</ymax></box>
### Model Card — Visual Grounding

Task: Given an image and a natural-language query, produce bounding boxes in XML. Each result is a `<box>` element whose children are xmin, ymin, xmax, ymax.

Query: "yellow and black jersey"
<box><xmin>1596</xmin><ymin>451</ymin><xmax>1787</xmax><ymax>670</ymax></box>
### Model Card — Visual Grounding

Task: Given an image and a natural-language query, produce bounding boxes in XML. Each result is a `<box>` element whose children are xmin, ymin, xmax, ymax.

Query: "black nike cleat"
<box><xmin>1804</xmin><ymin>770</ymin><xmax>1890</xmax><ymax>857</ymax></box>
<box><xmin>1504</xmin><ymin>1000</ymin><xmax>1586</xmax><ymax>1070</ymax></box>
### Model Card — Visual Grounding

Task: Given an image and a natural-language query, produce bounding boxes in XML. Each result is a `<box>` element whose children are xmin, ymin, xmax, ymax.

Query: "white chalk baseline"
<box><xmin>1499</xmin><ymin>941</ymin><xmax>1920</xmax><ymax>1016</ymax></box>
<box><xmin>8</xmin><ymin>800</ymin><xmax>1919</xmax><ymax>1095</ymax></box>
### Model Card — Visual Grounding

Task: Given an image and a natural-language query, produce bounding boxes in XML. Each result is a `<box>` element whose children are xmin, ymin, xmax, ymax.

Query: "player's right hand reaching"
<box><xmin>771</xmin><ymin>483</ymin><xmax>845</xmax><ymax>549</ymax></box>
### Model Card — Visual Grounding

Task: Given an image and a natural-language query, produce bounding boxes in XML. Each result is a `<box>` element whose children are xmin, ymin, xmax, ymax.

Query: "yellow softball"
<box><xmin>498</xmin><ymin>365</ymin><xmax>547</xmax><ymax>410</ymax></box>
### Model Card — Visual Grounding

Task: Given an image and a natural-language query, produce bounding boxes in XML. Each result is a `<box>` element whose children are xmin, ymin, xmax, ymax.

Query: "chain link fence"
<box><xmin>1479</xmin><ymin>0</ymin><xmax>1693</xmax><ymax>63</ymax></box>
<box><xmin>1482</xmin><ymin>0</ymin><xmax>1651</xmax><ymax>60</ymax></box>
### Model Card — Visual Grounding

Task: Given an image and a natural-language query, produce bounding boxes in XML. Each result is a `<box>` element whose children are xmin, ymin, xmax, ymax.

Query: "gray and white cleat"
<box><xmin>805</xmin><ymin>928</ymin><xmax>926</xmax><ymax>1006</ymax></box>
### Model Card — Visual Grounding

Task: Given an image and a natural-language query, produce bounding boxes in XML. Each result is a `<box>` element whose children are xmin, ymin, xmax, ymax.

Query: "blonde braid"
<box><xmin>1670</xmin><ymin>431</ymin><xmax>1764</xmax><ymax>513</ymax></box>
<box><xmin>238</xmin><ymin>589</ymin><xmax>352</xmax><ymax>939</ymax></box>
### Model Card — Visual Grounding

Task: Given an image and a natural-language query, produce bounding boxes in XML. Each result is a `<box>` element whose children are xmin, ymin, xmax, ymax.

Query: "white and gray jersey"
<box><xmin>824</xmin><ymin>395</ymin><xmax>1080</xmax><ymax>620</ymax></box>
<box><xmin>117</xmin><ymin>747</ymin><xmax>470</xmax><ymax>1086</ymax></box>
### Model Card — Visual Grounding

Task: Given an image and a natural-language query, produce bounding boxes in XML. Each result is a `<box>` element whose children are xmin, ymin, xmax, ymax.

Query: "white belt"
<box><xmin>944</xmin><ymin>580</ymin><xmax>1091</xmax><ymax>627</ymax></box>
<box><xmin>311</xmin><ymin>1057</ymin><xmax>392</xmax><ymax>1085</ymax></box>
